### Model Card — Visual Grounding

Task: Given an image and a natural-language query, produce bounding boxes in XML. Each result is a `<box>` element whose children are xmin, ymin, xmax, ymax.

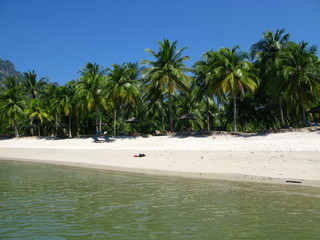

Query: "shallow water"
<box><xmin>1</xmin><ymin>160</ymin><xmax>320</xmax><ymax>240</ymax></box>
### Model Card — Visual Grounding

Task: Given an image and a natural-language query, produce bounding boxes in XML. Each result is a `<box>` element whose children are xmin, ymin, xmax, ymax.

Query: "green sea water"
<box><xmin>1</xmin><ymin>160</ymin><xmax>320</xmax><ymax>240</ymax></box>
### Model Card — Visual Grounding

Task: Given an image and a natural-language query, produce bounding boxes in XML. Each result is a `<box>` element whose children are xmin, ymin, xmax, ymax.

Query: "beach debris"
<box><xmin>133</xmin><ymin>153</ymin><xmax>146</xmax><ymax>157</ymax></box>
<box><xmin>286</xmin><ymin>180</ymin><xmax>302</xmax><ymax>184</ymax></box>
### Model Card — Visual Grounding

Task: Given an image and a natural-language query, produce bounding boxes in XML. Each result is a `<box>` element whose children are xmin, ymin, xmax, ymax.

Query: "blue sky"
<box><xmin>1</xmin><ymin>0</ymin><xmax>319</xmax><ymax>85</ymax></box>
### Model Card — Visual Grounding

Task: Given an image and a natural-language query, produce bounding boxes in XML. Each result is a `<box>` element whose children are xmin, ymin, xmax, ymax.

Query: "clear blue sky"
<box><xmin>1</xmin><ymin>0</ymin><xmax>319</xmax><ymax>85</ymax></box>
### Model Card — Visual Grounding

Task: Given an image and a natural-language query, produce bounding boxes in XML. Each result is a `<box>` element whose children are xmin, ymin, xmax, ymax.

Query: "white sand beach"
<box><xmin>1</xmin><ymin>129</ymin><xmax>320</xmax><ymax>187</ymax></box>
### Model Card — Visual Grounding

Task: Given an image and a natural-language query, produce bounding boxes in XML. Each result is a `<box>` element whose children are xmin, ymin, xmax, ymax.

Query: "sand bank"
<box><xmin>1</xmin><ymin>130</ymin><xmax>320</xmax><ymax>187</ymax></box>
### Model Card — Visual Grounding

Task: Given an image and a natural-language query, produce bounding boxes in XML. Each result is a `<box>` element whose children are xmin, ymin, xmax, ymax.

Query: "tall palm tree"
<box><xmin>106</xmin><ymin>63</ymin><xmax>141</xmax><ymax>135</ymax></box>
<box><xmin>22</xmin><ymin>70</ymin><xmax>48</xmax><ymax>99</ymax></box>
<box><xmin>42</xmin><ymin>83</ymin><xmax>60</xmax><ymax>136</ymax></box>
<box><xmin>0</xmin><ymin>82</ymin><xmax>25</xmax><ymax>137</ymax></box>
<box><xmin>76</xmin><ymin>62</ymin><xmax>107</xmax><ymax>133</ymax></box>
<box><xmin>56</xmin><ymin>83</ymin><xmax>75</xmax><ymax>138</ymax></box>
<box><xmin>251</xmin><ymin>29</ymin><xmax>290</xmax><ymax>125</ymax></box>
<box><xmin>142</xmin><ymin>74</ymin><xmax>167</xmax><ymax>132</ymax></box>
<box><xmin>213</xmin><ymin>46</ymin><xmax>259</xmax><ymax>132</ymax></box>
<box><xmin>279</xmin><ymin>41</ymin><xmax>320</xmax><ymax>123</ymax></box>
<box><xmin>141</xmin><ymin>39</ymin><xmax>191</xmax><ymax>132</ymax></box>
<box><xmin>251</xmin><ymin>29</ymin><xmax>289</xmax><ymax>73</ymax></box>
<box><xmin>22</xmin><ymin>70</ymin><xmax>48</xmax><ymax>134</ymax></box>
<box><xmin>194</xmin><ymin>50</ymin><xmax>222</xmax><ymax>130</ymax></box>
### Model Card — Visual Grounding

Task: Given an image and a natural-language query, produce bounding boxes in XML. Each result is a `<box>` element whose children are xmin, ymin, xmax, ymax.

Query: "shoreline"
<box><xmin>1</xmin><ymin>148</ymin><xmax>320</xmax><ymax>188</ymax></box>
<box><xmin>1</xmin><ymin>131</ymin><xmax>320</xmax><ymax>188</ymax></box>
<box><xmin>1</xmin><ymin>157</ymin><xmax>320</xmax><ymax>188</ymax></box>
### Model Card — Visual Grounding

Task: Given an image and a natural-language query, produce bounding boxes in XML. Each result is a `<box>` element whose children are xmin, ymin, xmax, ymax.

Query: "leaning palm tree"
<box><xmin>76</xmin><ymin>63</ymin><xmax>107</xmax><ymax>133</ymax></box>
<box><xmin>0</xmin><ymin>84</ymin><xmax>25</xmax><ymax>137</ymax></box>
<box><xmin>213</xmin><ymin>46</ymin><xmax>259</xmax><ymax>132</ymax></box>
<box><xmin>279</xmin><ymin>41</ymin><xmax>320</xmax><ymax>124</ymax></box>
<box><xmin>106</xmin><ymin>63</ymin><xmax>141</xmax><ymax>135</ymax></box>
<box><xmin>141</xmin><ymin>39</ymin><xmax>191</xmax><ymax>132</ymax></box>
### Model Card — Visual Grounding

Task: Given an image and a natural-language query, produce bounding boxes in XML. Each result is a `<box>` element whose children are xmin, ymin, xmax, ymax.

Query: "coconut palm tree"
<box><xmin>279</xmin><ymin>41</ymin><xmax>320</xmax><ymax>123</ymax></box>
<box><xmin>22</xmin><ymin>70</ymin><xmax>48</xmax><ymax>134</ymax></box>
<box><xmin>0</xmin><ymin>76</ymin><xmax>21</xmax><ymax>90</ymax></box>
<box><xmin>76</xmin><ymin>62</ymin><xmax>107</xmax><ymax>134</ymax></box>
<box><xmin>106</xmin><ymin>63</ymin><xmax>141</xmax><ymax>135</ymax></box>
<box><xmin>213</xmin><ymin>46</ymin><xmax>259</xmax><ymax>132</ymax></box>
<box><xmin>0</xmin><ymin>82</ymin><xmax>25</xmax><ymax>137</ymax></box>
<box><xmin>42</xmin><ymin>83</ymin><xmax>60</xmax><ymax>136</ymax></box>
<box><xmin>22</xmin><ymin>70</ymin><xmax>48</xmax><ymax>99</ymax></box>
<box><xmin>251</xmin><ymin>29</ymin><xmax>289</xmax><ymax>74</ymax></box>
<box><xmin>194</xmin><ymin>50</ymin><xmax>223</xmax><ymax>130</ymax></box>
<box><xmin>26</xmin><ymin>98</ymin><xmax>51</xmax><ymax>136</ymax></box>
<box><xmin>141</xmin><ymin>39</ymin><xmax>191</xmax><ymax>132</ymax></box>
<box><xmin>174</xmin><ymin>81</ymin><xmax>206</xmax><ymax>131</ymax></box>
<box><xmin>251</xmin><ymin>29</ymin><xmax>290</xmax><ymax>126</ymax></box>
<box><xmin>55</xmin><ymin>83</ymin><xmax>75</xmax><ymax>138</ymax></box>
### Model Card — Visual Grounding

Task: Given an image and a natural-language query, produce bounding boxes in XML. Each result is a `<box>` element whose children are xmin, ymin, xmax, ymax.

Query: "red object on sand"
<box><xmin>133</xmin><ymin>153</ymin><xmax>146</xmax><ymax>157</ymax></box>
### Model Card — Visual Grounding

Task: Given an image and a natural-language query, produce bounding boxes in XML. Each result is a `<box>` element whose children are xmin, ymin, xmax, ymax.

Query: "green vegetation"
<box><xmin>1</xmin><ymin>30</ymin><xmax>320</xmax><ymax>137</ymax></box>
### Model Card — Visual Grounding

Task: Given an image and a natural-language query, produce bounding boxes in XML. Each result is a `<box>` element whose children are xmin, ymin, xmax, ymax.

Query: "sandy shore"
<box><xmin>1</xmin><ymin>130</ymin><xmax>320</xmax><ymax>187</ymax></box>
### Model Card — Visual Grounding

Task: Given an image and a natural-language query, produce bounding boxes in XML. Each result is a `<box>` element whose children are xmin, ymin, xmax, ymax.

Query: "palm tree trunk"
<box><xmin>168</xmin><ymin>93</ymin><xmax>174</xmax><ymax>132</ymax></box>
<box><xmin>55</xmin><ymin>114</ymin><xmax>58</xmax><ymax>136</ymax></box>
<box><xmin>217</xmin><ymin>98</ymin><xmax>223</xmax><ymax>129</ymax></box>
<box><xmin>38</xmin><ymin>119</ymin><xmax>41</xmax><ymax>137</ymax></box>
<box><xmin>279</xmin><ymin>103</ymin><xmax>285</xmax><ymax>126</ymax></box>
<box><xmin>95</xmin><ymin>106</ymin><xmax>101</xmax><ymax>134</ymax></box>
<box><xmin>14</xmin><ymin>120</ymin><xmax>19</xmax><ymax>138</ymax></box>
<box><xmin>233</xmin><ymin>95</ymin><xmax>237</xmax><ymax>132</ymax></box>
<box><xmin>206</xmin><ymin>97</ymin><xmax>210</xmax><ymax>131</ymax></box>
<box><xmin>30</xmin><ymin>118</ymin><xmax>34</xmax><ymax>135</ymax></box>
<box><xmin>114</xmin><ymin>108</ymin><xmax>117</xmax><ymax>136</ymax></box>
<box><xmin>76</xmin><ymin>112</ymin><xmax>80</xmax><ymax>137</ymax></box>
<box><xmin>121</xmin><ymin>104</ymin><xmax>125</xmax><ymax>134</ymax></box>
<box><xmin>161</xmin><ymin>97</ymin><xmax>165</xmax><ymax>132</ymax></box>
<box><xmin>279</xmin><ymin>96</ymin><xmax>285</xmax><ymax>126</ymax></box>
<box><xmin>68</xmin><ymin>114</ymin><xmax>72</xmax><ymax>138</ymax></box>
<box><xmin>300</xmin><ymin>87</ymin><xmax>307</xmax><ymax>124</ymax></box>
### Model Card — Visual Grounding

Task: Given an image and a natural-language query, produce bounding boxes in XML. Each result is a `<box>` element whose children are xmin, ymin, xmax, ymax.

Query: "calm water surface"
<box><xmin>1</xmin><ymin>160</ymin><xmax>320</xmax><ymax>239</ymax></box>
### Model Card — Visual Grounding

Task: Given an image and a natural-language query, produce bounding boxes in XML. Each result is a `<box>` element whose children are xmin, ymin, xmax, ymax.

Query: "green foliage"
<box><xmin>1</xmin><ymin>31</ymin><xmax>320</xmax><ymax>137</ymax></box>
<box><xmin>142</xmin><ymin>39</ymin><xmax>191</xmax><ymax>132</ymax></box>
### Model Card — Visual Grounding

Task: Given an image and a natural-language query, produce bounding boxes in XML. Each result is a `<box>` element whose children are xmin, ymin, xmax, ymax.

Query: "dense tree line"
<box><xmin>1</xmin><ymin>29</ymin><xmax>320</xmax><ymax>137</ymax></box>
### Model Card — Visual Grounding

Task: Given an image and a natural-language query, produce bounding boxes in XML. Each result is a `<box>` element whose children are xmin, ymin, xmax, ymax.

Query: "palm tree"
<box><xmin>0</xmin><ymin>76</ymin><xmax>21</xmax><ymax>90</ymax></box>
<box><xmin>251</xmin><ymin>29</ymin><xmax>290</xmax><ymax>125</ymax></box>
<box><xmin>26</xmin><ymin>98</ymin><xmax>51</xmax><ymax>136</ymax></box>
<box><xmin>22</xmin><ymin>70</ymin><xmax>48</xmax><ymax>134</ymax></box>
<box><xmin>194</xmin><ymin>50</ymin><xmax>222</xmax><ymax>130</ymax></box>
<box><xmin>0</xmin><ymin>81</ymin><xmax>25</xmax><ymax>137</ymax></box>
<box><xmin>251</xmin><ymin>29</ymin><xmax>290</xmax><ymax>74</ymax></box>
<box><xmin>76</xmin><ymin>63</ymin><xmax>107</xmax><ymax>134</ymax></box>
<box><xmin>141</xmin><ymin>39</ymin><xmax>191</xmax><ymax>132</ymax></box>
<box><xmin>213</xmin><ymin>46</ymin><xmax>259</xmax><ymax>132</ymax></box>
<box><xmin>142</xmin><ymin>74</ymin><xmax>167</xmax><ymax>132</ymax></box>
<box><xmin>42</xmin><ymin>83</ymin><xmax>60</xmax><ymax>136</ymax></box>
<box><xmin>56</xmin><ymin>83</ymin><xmax>75</xmax><ymax>138</ymax></box>
<box><xmin>106</xmin><ymin>63</ymin><xmax>141</xmax><ymax>135</ymax></box>
<box><xmin>279</xmin><ymin>41</ymin><xmax>320</xmax><ymax>123</ymax></box>
<box><xmin>174</xmin><ymin>81</ymin><xmax>206</xmax><ymax>131</ymax></box>
<box><xmin>22</xmin><ymin>70</ymin><xmax>48</xmax><ymax>99</ymax></box>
